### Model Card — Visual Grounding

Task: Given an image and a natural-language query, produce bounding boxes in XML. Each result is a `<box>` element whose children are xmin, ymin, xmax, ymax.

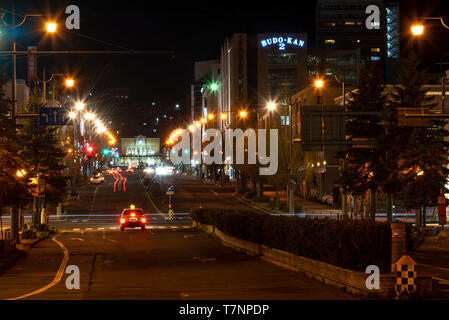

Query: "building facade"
<box><xmin>315</xmin><ymin>0</ymin><xmax>400</xmax><ymax>83</ymax></box>
<box><xmin>118</xmin><ymin>136</ymin><xmax>161</xmax><ymax>167</ymax></box>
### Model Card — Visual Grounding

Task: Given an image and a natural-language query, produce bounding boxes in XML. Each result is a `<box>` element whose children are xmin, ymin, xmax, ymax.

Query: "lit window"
<box><xmin>327</xmin><ymin>22</ymin><xmax>336</xmax><ymax>27</ymax></box>
<box><xmin>345</xmin><ymin>21</ymin><xmax>355</xmax><ymax>25</ymax></box>
<box><xmin>370</xmin><ymin>56</ymin><xmax>381</xmax><ymax>61</ymax></box>
<box><xmin>324</xmin><ymin>39</ymin><xmax>335</xmax><ymax>44</ymax></box>
<box><xmin>371</xmin><ymin>48</ymin><xmax>381</xmax><ymax>52</ymax></box>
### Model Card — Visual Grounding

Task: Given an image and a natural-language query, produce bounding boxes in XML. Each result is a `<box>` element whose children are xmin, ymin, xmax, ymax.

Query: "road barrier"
<box><xmin>193</xmin><ymin>220</ymin><xmax>434</xmax><ymax>298</ymax></box>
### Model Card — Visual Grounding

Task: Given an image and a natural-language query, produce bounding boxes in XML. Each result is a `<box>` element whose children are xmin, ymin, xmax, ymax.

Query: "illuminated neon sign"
<box><xmin>260</xmin><ymin>37</ymin><xmax>305</xmax><ymax>50</ymax></box>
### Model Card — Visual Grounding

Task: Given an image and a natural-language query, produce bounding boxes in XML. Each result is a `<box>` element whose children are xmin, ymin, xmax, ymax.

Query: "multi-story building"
<box><xmin>315</xmin><ymin>0</ymin><xmax>400</xmax><ymax>83</ymax></box>
<box><xmin>218</xmin><ymin>33</ymin><xmax>308</xmax><ymax>179</ymax></box>
<box><xmin>220</xmin><ymin>33</ymin><xmax>308</xmax><ymax>125</ymax></box>
<box><xmin>118</xmin><ymin>136</ymin><xmax>161</xmax><ymax>167</ymax></box>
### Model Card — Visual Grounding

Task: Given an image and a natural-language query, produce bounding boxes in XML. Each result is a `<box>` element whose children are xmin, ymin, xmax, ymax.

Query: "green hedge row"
<box><xmin>190</xmin><ymin>208</ymin><xmax>392</xmax><ymax>272</ymax></box>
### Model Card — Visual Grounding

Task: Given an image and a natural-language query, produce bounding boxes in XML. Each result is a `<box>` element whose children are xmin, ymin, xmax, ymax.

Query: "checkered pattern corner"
<box><xmin>395</xmin><ymin>264</ymin><xmax>417</xmax><ymax>294</ymax></box>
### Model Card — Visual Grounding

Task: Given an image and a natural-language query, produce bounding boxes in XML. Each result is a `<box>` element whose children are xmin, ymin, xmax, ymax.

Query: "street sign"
<box><xmin>39</xmin><ymin>108</ymin><xmax>69</xmax><ymax>126</ymax></box>
<box><xmin>166</xmin><ymin>185</ymin><xmax>174</xmax><ymax>195</ymax></box>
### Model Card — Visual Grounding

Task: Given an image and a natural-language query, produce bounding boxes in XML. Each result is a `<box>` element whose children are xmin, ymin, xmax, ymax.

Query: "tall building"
<box><xmin>190</xmin><ymin>60</ymin><xmax>220</xmax><ymax>123</ymax></box>
<box><xmin>315</xmin><ymin>0</ymin><xmax>400</xmax><ymax>82</ymax></box>
<box><xmin>220</xmin><ymin>33</ymin><xmax>308</xmax><ymax>128</ymax></box>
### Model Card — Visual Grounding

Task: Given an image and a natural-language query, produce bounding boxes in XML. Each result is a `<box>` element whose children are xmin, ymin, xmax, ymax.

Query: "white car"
<box><xmin>90</xmin><ymin>173</ymin><xmax>105</xmax><ymax>184</ymax></box>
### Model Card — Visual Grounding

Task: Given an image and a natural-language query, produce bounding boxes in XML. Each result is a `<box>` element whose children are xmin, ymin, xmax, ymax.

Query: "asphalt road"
<box><xmin>0</xmin><ymin>171</ymin><xmax>356</xmax><ymax>300</ymax></box>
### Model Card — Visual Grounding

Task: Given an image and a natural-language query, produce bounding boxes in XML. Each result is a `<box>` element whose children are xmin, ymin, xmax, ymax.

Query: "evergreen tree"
<box><xmin>18</xmin><ymin>88</ymin><xmax>67</xmax><ymax>213</ymax></box>
<box><xmin>339</xmin><ymin>64</ymin><xmax>386</xmax><ymax>220</ymax></box>
<box><xmin>384</xmin><ymin>53</ymin><xmax>449</xmax><ymax>225</ymax></box>
<box><xmin>0</xmin><ymin>72</ymin><xmax>30</xmax><ymax>209</ymax></box>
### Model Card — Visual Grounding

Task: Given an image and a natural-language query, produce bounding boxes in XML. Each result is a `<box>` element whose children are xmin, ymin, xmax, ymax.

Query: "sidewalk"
<box><xmin>0</xmin><ymin>234</ymin><xmax>48</xmax><ymax>275</ymax></box>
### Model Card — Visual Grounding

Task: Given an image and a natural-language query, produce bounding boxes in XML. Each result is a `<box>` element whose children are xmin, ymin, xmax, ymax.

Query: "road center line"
<box><xmin>102</xmin><ymin>230</ymin><xmax>118</xmax><ymax>243</ymax></box>
<box><xmin>89</xmin><ymin>185</ymin><xmax>101</xmax><ymax>214</ymax></box>
<box><xmin>7</xmin><ymin>235</ymin><xmax>69</xmax><ymax>300</ymax></box>
<box><xmin>210</xmin><ymin>188</ymin><xmax>224</xmax><ymax>199</ymax></box>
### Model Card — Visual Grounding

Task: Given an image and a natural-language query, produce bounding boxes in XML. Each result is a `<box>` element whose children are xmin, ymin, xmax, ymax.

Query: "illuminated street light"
<box><xmin>239</xmin><ymin>111</ymin><xmax>247</xmax><ymax>118</ymax></box>
<box><xmin>200</xmin><ymin>117</ymin><xmax>206</xmax><ymax>124</ymax></box>
<box><xmin>46</xmin><ymin>22</ymin><xmax>57</xmax><ymax>33</ymax></box>
<box><xmin>411</xmin><ymin>25</ymin><xmax>424</xmax><ymax>36</ymax></box>
<box><xmin>220</xmin><ymin>113</ymin><xmax>227</xmax><ymax>120</ymax></box>
<box><xmin>75</xmin><ymin>102</ymin><xmax>85</xmax><ymax>111</ymax></box>
<box><xmin>195</xmin><ymin>121</ymin><xmax>201</xmax><ymax>128</ymax></box>
<box><xmin>314</xmin><ymin>79</ymin><xmax>324</xmax><ymax>88</ymax></box>
<box><xmin>208</xmin><ymin>113</ymin><xmax>214</xmax><ymax>120</ymax></box>
<box><xmin>267</xmin><ymin>102</ymin><xmax>276</xmax><ymax>111</ymax></box>
<box><xmin>65</xmin><ymin>78</ymin><xmax>75</xmax><ymax>87</ymax></box>
<box><xmin>16</xmin><ymin>169</ymin><xmax>26</xmax><ymax>177</ymax></box>
<box><xmin>84</xmin><ymin>112</ymin><xmax>95</xmax><ymax>121</ymax></box>
<box><xmin>188</xmin><ymin>125</ymin><xmax>194</xmax><ymax>132</ymax></box>
<box><xmin>68</xmin><ymin>111</ymin><xmax>77</xmax><ymax>119</ymax></box>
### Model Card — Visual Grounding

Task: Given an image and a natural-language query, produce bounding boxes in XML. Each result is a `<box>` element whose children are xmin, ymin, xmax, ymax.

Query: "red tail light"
<box><xmin>141</xmin><ymin>217</ymin><xmax>147</xmax><ymax>223</ymax></box>
<box><xmin>120</xmin><ymin>218</ymin><xmax>126</xmax><ymax>224</ymax></box>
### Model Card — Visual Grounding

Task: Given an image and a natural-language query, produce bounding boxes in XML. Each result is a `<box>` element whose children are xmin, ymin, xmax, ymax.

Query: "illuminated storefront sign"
<box><xmin>260</xmin><ymin>36</ymin><xmax>305</xmax><ymax>50</ymax></box>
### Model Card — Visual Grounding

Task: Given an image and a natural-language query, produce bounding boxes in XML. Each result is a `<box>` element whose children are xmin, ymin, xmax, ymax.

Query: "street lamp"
<box><xmin>65</xmin><ymin>78</ymin><xmax>75</xmax><ymax>87</ymax></box>
<box><xmin>267</xmin><ymin>102</ymin><xmax>277</xmax><ymax>111</ymax></box>
<box><xmin>239</xmin><ymin>111</ymin><xmax>247</xmax><ymax>118</ymax></box>
<box><xmin>75</xmin><ymin>102</ymin><xmax>85</xmax><ymax>111</ymax></box>
<box><xmin>84</xmin><ymin>112</ymin><xmax>95</xmax><ymax>121</ymax></box>
<box><xmin>314</xmin><ymin>79</ymin><xmax>324</xmax><ymax>88</ymax></box>
<box><xmin>1</xmin><ymin>12</ymin><xmax>55</xmax><ymax>123</ymax></box>
<box><xmin>411</xmin><ymin>25</ymin><xmax>424</xmax><ymax>36</ymax></box>
<box><xmin>46</xmin><ymin>22</ymin><xmax>57</xmax><ymax>33</ymax></box>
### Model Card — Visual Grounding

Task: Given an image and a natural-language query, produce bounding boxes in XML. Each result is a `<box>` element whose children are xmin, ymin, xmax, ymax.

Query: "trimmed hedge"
<box><xmin>190</xmin><ymin>208</ymin><xmax>392</xmax><ymax>272</ymax></box>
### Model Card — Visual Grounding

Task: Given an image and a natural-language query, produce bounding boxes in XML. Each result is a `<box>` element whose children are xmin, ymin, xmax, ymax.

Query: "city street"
<box><xmin>0</xmin><ymin>171</ymin><xmax>355</xmax><ymax>300</ymax></box>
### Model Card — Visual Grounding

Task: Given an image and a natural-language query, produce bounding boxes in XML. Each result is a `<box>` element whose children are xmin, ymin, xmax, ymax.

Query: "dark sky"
<box><xmin>1</xmin><ymin>0</ymin><xmax>448</xmax><ymax>117</ymax></box>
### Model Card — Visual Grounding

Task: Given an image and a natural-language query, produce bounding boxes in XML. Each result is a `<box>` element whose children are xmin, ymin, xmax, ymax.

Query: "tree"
<box><xmin>18</xmin><ymin>88</ymin><xmax>67</xmax><ymax>222</ymax></box>
<box><xmin>339</xmin><ymin>64</ymin><xmax>386</xmax><ymax>220</ymax></box>
<box><xmin>0</xmin><ymin>72</ymin><xmax>31</xmax><ymax>239</ymax></box>
<box><xmin>384</xmin><ymin>53</ymin><xmax>449</xmax><ymax>226</ymax></box>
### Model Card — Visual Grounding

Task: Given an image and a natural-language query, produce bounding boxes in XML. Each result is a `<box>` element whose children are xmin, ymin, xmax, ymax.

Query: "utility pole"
<box><xmin>288</xmin><ymin>103</ymin><xmax>294</xmax><ymax>214</ymax></box>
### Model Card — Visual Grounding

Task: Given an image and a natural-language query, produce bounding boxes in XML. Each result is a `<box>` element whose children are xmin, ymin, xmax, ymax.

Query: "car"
<box><xmin>90</xmin><ymin>173</ymin><xmax>105</xmax><ymax>184</ymax></box>
<box><xmin>120</xmin><ymin>205</ymin><xmax>147</xmax><ymax>231</ymax></box>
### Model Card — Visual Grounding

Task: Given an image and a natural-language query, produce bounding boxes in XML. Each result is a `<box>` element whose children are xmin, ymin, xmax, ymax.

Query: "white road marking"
<box><xmin>97</xmin><ymin>227</ymin><xmax>105</xmax><ymax>230</ymax></box>
<box><xmin>90</xmin><ymin>185</ymin><xmax>101</xmax><ymax>213</ymax></box>
<box><xmin>85</xmin><ymin>228</ymin><xmax>93</xmax><ymax>231</ymax></box>
<box><xmin>138</xmin><ymin>174</ymin><xmax>163</xmax><ymax>215</ymax></box>
<box><xmin>210</xmin><ymin>189</ymin><xmax>224</xmax><ymax>199</ymax></box>
<box><xmin>70</xmin><ymin>238</ymin><xmax>85</xmax><ymax>242</ymax></box>
<box><xmin>73</xmin><ymin>228</ymin><xmax>80</xmax><ymax>231</ymax></box>
<box><xmin>102</xmin><ymin>230</ymin><xmax>119</xmax><ymax>243</ymax></box>
<box><xmin>7</xmin><ymin>235</ymin><xmax>69</xmax><ymax>300</ymax></box>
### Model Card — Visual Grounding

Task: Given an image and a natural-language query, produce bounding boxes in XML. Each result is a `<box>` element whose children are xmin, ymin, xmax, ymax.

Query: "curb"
<box><xmin>15</xmin><ymin>235</ymin><xmax>49</xmax><ymax>254</ymax></box>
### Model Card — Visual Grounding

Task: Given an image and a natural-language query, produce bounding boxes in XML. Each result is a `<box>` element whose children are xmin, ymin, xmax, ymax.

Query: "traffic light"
<box><xmin>84</xmin><ymin>143</ymin><xmax>96</xmax><ymax>159</ymax></box>
<box><xmin>102</xmin><ymin>148</ymin><xmax>109</xmax><ymax>155</ymax></box>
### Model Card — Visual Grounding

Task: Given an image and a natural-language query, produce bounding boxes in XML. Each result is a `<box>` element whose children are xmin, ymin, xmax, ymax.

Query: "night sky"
<box><xmin>0</xmin><ymin>0</ymin><xmax>448</xmax><ymax>122</ymax></box>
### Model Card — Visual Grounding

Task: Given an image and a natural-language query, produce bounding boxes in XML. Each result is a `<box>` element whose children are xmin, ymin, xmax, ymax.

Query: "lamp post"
<box><xmin>41</xmin><ymin>71</ymin><xmax>75</xmax><ymax>106</ymax></box>
<box><xmin>0</xmin><ymin>11</ymin><xmax>55</xmax><ymax>123</ymax></box>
